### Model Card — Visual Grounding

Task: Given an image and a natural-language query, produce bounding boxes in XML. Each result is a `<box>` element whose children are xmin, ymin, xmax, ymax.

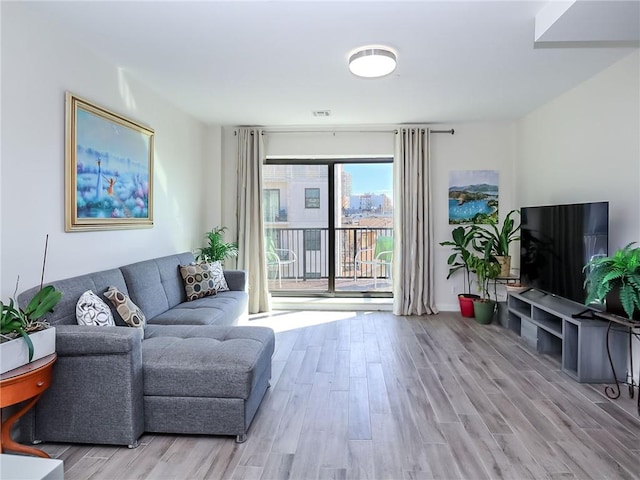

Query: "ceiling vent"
<box><xmin>312</xmin><ymin>110</ymin><xmax>331</xmax><ymax>117</ymax></box>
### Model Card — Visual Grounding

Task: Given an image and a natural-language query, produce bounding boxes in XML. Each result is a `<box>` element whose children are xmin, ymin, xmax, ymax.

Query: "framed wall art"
<box><xmin>65</xmin><ymin>92</ymin><xmax>154</xmax><ymax>231</ymax></box>
<box><xmin>448</xmin><ymin>170</ymin><xmax>499</xmax><ymax>224</ymax></box>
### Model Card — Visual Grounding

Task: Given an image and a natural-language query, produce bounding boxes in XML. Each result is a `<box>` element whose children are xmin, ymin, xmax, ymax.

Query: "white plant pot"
<box><xmin>0</xmin><ymin>327</ymin><xmax>56</xmax><ymax>374</ymax></box>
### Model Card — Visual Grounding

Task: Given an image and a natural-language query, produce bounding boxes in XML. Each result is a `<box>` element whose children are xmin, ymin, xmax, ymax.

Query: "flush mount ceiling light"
<box><xmin>348</xmin><ymin>46</ymin><xmax>397</xmax><ymax>78</ymax></box>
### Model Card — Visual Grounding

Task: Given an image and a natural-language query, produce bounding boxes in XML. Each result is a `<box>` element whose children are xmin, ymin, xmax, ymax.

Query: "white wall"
<box><xmin>0</xmin><ymin>3</ymin><xmax>207</xmax><ymax>299</ymax></box>
<box><xmin>517</xmin><ymin>50</ymin><xmax>640</xmax><ymax>381</ymax></box>
<box><xmin>220</xmin><ymin>123</ymin><xmax>519</xmax><ymax>311</ymax></box>
<box><xmin>432</xmin><ymin>123</ymin><xmax>518</xmax><ymax>310</ymax></box>
<box><xmin>202</xmin><ymin>124</ymin><xmax>224</xmax><ymax>233</ymax></box>
<box><xmin>516</xmin><ymin>51</ymin><xmax>640</xmax><ymax>250</ymax></box>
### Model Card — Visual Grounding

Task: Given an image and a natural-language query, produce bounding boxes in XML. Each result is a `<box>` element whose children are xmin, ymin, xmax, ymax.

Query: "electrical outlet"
<box><xmin>451</xmin><ymin>285</ymin><xmax>456</xmax><ymax>294</ymax></box>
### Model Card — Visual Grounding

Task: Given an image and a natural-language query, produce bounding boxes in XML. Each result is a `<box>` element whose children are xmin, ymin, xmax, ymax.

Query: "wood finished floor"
<box><xmin>40</xmin><ymin>310</ymin><xmax>640</xmax><ymax>480</ymax></box>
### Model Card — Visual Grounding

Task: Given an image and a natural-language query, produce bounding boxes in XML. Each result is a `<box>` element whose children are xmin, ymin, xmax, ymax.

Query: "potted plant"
<box><xmin>0</xmin><ymin>235</ymin><xmax>63</xmax><ymax>373</ymax></box>
<box><xmin>475</xmin><ymin>209</ymin><xmax>520</xmax><ymax>277</ymax></box>
<box><xmin>196</xmin><ymin>226</ymin><xmax>239</xmax><ymax>263</ymax></box>
<box><xmin>584</xmin><ymin>242</ymin><xmax>640</xmax><ymax>320</ymax></box>
<box><xmin>1</xmin><ymin>283</ymin><xmax>62</xmax><ymax>374</ymax></box>
<box><xmin>440</xmin><ymin>225</ymin><xmax>480</xmax><ymax>317</ymax></box>
<box><xmin>468</xmin><ymin>241</ymin><xmax>501</xmax><ymax>324</ymax></box>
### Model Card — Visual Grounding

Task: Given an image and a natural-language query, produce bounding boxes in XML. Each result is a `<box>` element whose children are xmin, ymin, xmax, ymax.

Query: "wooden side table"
<box><xmin>1</xmin><ymin>353</ymin><xmax>57</xmax><ymax>458</ymax></box>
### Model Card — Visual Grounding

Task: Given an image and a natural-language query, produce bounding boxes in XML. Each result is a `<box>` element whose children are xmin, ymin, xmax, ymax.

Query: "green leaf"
<box><xmin>197</xmin><ymin>226</ymin><xmax>239</xmax><ymax>262</ymax></box>
<box><xmin>0</xmin><ymin>300</ymin><xmax>25</xmax><ymax>334</ymax></box>
<box><xmin>18</xmin><ymin>328</ymin><xmax>35</xmax><ymax>362</ymax></box>
<box><xmin>23</xmin><ymin>286</ymin><xmax>62</xmax><ymax>320</ymax></box>
<box><xmin>584</xmin><ymin>242</ymin><xmax>640</xmax><ymax>318</ymax></box>
<box><xmin>620</xmin><ymin>284</ymin><xmax>638</xmax><ymax>319</ymax></box>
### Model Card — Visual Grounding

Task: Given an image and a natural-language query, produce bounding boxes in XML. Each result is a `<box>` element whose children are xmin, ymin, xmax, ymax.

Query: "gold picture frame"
<box><xmin>65</xmin><ymin>92</ymin><xmax>154</xmax><ymax>231</ymax></box>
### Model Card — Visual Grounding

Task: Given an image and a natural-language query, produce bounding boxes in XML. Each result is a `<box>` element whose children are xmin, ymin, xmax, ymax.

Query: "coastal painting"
<box><xmin>448</xmin><ymin>170</ymin><xmax>499</xmax><ymax>224</ymax></box>
<box><xmin>65</xmin><ymin>93</ymin><xmax>154</xmax><ymax>231</ymax></box>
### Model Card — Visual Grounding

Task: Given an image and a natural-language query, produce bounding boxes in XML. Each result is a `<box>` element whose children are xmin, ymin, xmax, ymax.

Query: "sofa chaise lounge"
<box><xmin>17</xmin><ymin>252</ymin><xmax>274</xmax><ymax>447</ymax></box>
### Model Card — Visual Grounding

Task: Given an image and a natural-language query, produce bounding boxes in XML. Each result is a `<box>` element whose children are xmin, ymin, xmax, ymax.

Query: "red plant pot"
<box><xmin>458</xmin><ymin>294</ymin><xmax>480</xmax><ymax>317</ymax></box>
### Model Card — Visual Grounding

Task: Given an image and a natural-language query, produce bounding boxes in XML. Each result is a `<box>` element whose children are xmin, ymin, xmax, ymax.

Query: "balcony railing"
<box><xmin>264</xmin><ymin>226</ymin><xmax>393</xmax><ymax>292</ymax></box>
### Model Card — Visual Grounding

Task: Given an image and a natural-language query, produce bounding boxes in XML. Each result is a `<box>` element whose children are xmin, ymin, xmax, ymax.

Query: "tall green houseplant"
<box><xmin>468</xmin><ymin>241</ymin><xmax>501</xmax><ymax>302</ymax></box>
<box><xmin>584</xmin><ymin>242</ymin><xmax>640</xmax><ymax>319</ymax></box>
<box><xmin>475</xmin><ymin>209</ymin><xmax>520</xmax><ymax>277</ymax></box>
<box><xmin>467</xmin><ymin>240</ymin><xmax>501</xmax><ymax>324</ymax></box>
<box><xmin>196</xmin><ymin>226</ymin><xmax>239</xmax><ymax>263</ymax></box>
<box><xmin>440</xmin><ymin>225</ymin><xmax>477</xmax><ymax>295</ymax></box>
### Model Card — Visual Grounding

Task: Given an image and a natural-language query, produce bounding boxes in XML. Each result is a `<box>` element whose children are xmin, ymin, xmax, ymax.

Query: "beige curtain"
<box><xmin>236</xmin><ymin>128</ymin><xmax>271</xmax><ymax>313</ymax></box>
<box><xmin>393</xmin><ymin>127</ymin><xmax>438</xmax><ymax>315</ymax></box>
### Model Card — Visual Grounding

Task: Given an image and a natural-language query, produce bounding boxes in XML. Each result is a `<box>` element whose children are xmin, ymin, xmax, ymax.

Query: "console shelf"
<box><xmin>505</xmin><ymin>289</ymin><xmax>627</xmax><ymax>383</ymax></box>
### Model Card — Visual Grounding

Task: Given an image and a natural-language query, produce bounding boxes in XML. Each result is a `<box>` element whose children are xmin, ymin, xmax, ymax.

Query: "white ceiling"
<box><xmin>24</xmin><ymin>0</ymin><xmax>640</xmax><ymax>126</ymax></box>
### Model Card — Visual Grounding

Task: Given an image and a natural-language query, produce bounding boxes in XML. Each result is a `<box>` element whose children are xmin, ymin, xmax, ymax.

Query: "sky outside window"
<box><xmin>343</xmin><ymin>164</ymin><xmax>392</xmax><ymax>196</ymax></box>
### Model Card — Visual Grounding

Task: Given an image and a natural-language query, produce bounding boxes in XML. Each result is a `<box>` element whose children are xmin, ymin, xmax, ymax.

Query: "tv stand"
<box><xmin>571</xmin><ymin>308</ymin><xmax>597</xmax><ymax>319</ymax></box>
<box><xmin>506</xmin><ymin>290</ymin><xmax>627</xmax><ymax>383</ymax></box>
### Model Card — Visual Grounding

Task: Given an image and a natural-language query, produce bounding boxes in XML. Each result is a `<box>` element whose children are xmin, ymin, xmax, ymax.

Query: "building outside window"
<box><xmin>263</xmin><ymin>189</ymin><xmax>280</xmax><ymax>222</ymax></box>
<box><xmin>305</xmin><ymin>188</ymin><xmax>320</xmax><ymax>209</ymax></box>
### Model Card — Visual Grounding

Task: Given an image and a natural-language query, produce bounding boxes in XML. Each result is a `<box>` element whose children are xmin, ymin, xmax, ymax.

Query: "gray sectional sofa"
<box><xmin>17</xmin><ymin>252</ymin><xmax>274</xmax><ymax>447</ymax></box>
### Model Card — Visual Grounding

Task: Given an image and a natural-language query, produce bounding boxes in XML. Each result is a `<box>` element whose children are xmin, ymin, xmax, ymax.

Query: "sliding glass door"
<box><xmin>263</xmin><ymin>159</ymin><xmax>393</xmax><ymax>296</ymax></box>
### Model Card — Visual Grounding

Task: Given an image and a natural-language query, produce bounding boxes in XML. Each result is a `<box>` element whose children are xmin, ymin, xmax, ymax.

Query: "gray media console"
<box><xmin>505</xmin><ymin>289</ymin><xmax>627</xmax><ymax>383</ymax></box>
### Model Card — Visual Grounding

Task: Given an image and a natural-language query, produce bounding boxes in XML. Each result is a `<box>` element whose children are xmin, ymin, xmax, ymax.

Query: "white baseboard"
<box><xmin>271</xmin><ymin>298</ymin><xmax>462</xmax><ymax>313</ymax></box>
<box><xmin>436</xmin><ymin>303</ymin><xmax>460</xmax><ymax>312</ymax></box>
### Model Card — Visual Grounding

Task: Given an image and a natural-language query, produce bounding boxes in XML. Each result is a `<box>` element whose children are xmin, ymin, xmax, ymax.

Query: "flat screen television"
<box><xmin>520</xmin><ymin>201</ymin><xmax>609</xmax><ymax>305</ymax></box>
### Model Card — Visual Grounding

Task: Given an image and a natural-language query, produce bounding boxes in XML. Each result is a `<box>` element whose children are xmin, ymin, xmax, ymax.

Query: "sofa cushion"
<box><xmin>18</xmin><ymin>269</ymin><xmax>130</xmax><ymax>326</ymax></box>
<box><xmin>142</xmin><ymin>325</ymin><xmax>275</xmax><ymax>399</ymax></box>
<box><xmin>146</xmin><ymin>290</ymin><xmax>248</xmax><ymax>326</ymax></box>
<box><xmin>120</xmin><ymin>253</ymin><xmax>194</xmax><ymax>319</ymax></box>
<box><xmin>104</xmin><ymin>286</ymin><xmax>146</xmax><ymax>328</ymax></box>
<box><xmin>179</xmin><ymin>263</ymin><xmax>217</xmax><ymax>301</ymax></box>
<box><xmin>76</xmin><ymin>290</ymin><xmax>115</xmax><ymax>326</ymax></box>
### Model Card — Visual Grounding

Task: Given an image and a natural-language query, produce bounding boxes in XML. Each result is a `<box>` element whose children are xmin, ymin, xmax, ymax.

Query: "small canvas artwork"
<box><xmin>448</xmin><ymin>170</ymin><xmax>499</xmax><ymax>224</ymax></box>
<box><xmin>66</xmin><ymin>93</ymin><xmax>154</xmax><ymax>231</ymax></box>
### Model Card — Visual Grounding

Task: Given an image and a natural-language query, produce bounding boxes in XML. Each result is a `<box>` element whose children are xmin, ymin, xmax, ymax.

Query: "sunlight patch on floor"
<box><xmin>245</xmin><ymin>309</ymin><xmax>362</xmax><ymax>333</ymax></box>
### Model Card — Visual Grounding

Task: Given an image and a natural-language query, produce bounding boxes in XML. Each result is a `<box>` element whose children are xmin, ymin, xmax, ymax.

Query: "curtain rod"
<box><xmin>235</xmin><ymin>128</ymin><xmax>454</xmax><ymax>135</ymax></box>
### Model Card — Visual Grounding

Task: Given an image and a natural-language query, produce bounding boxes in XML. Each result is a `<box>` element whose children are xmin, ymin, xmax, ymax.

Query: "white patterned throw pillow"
<box><xmin>76</xmin><ymin>290</ymin><xmax>115</xmax><ymax>326</ymax></box>
<box><xmin>209</xmin><ymin>261</ymin><xmax>229</xmax><ymax>292</ymax></box>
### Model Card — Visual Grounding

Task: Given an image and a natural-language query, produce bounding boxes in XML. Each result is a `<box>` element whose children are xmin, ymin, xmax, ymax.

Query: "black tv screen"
<box><xmin>520</xmin><ymin>201</ymin><xmax>609</xmax><ymax>304</ymax></box>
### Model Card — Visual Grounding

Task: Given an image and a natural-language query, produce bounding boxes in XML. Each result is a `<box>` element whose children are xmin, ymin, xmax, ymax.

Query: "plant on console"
<box><xmin>474</xmin><ymin>209</ymin><xmax>520</xmax><ymax>277</ymax></box>
<box><xmin>584</xmin><ymin>242</ymin><xmax>640</xmax><ymax>320</ymax></box>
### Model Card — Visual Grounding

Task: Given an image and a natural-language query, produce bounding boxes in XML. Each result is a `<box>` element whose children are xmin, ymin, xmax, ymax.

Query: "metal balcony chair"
<box><xmin>266</xmin><ymin>248</ymin><xmax>298</xmax><ymax>288</ymax></box>
<box><xmin>354</xmin><ymin>236</ymin><xmax>393</xmax><ymax>288</ymax></box>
